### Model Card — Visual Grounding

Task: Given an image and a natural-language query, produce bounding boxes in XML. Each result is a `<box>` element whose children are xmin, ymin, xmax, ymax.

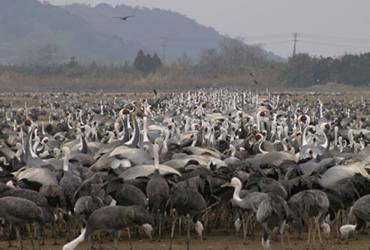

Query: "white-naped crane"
<box><xmin>221</xmin><ymin>177</ymin><xmax>268</xmax><ymax>242</ymax></box>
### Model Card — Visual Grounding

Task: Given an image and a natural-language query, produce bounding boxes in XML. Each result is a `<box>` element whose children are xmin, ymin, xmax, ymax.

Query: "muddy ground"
<box><xmin>0</xmin><ymin>225</ymin><xmax>369</xmax><ymax>250</ymax></box>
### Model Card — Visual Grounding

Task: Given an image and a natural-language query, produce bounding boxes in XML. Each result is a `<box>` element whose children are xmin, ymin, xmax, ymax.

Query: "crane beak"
<box><xmin>220</xmin><ymin>182</ymin><xmax>230</xmax><ymax>188</ymax></box>
<box><xmin>246</xmin><ymin>132</ymin><xmax>256</xmax><ymax>142</ymax></box>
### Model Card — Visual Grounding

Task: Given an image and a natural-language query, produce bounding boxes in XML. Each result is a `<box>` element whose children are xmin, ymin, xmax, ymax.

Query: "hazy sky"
<box><xmin>41</xmin><ymin>0</ymin><xmax>370</xmax><ymax>58</ymax></box>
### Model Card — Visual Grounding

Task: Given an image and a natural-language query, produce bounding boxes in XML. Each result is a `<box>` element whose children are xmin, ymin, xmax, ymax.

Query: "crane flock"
<box><xmin>0</xmin><ymin>88</ymin><xmax>369</xmax><ymax>250</ymax></box>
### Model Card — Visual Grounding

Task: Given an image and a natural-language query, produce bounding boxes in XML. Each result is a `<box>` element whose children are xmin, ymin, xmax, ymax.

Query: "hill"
<box><xmin>0</xmin><ymin>0</ymin><xmax>283</xmax><ymax>64</ymax></box>
<box><xmin>62</xmin><ymin>3</ymin><xmax>224</xmax><ymax>63</ymax></box>
<box><xmin>0</xmin><ymin>0</ymin><xmax>144</xmax><ymax>64</ymax></box>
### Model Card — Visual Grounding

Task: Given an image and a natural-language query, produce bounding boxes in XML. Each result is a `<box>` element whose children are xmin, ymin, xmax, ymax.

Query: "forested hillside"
<box><xmin>0</xmin><ymin>0</ymin><xmax>234</xmax><ymax>64</ymax></box>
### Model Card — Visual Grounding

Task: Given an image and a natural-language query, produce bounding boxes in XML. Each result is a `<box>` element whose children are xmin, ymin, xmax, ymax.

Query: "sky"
<box><xmin>40</xmin><ymin>0</ymin><xmax>370</xmax><ymax>59</ymax></box>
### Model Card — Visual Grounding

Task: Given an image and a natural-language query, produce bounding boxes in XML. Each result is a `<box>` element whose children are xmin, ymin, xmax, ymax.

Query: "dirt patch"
<box><xmin>1</xmin><ymin>226</ymin><xmax>369</xmax><ymax>250</ymax></box>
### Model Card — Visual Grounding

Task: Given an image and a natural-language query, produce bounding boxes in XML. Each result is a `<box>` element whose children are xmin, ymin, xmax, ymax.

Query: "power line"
<box><xmin>249</xmin><ymin>40</ymin><xmax>293</xmax><ymax>45</ymax></box>
<box><xmin>242</xmin><ymin>32</ymin><xmax>370</xmax><ymax>56</ymax></box>
<box><xmin>298</xmin><ymin>39</ymin><xmax>370</xmax><ymax>50</ymax></box>
<box><xmin>244</xmin><ymin>33</ymin><xmax>292</xmax><ymax>40</ymax></box>
<box><xmin>243</xmin><ymin>33</ymin><xmax>370</xmax><ymax>45</ymax></box>
<box><xmin>300</xmin><ymin>33</ymin><xmax>370</xmax><ymax>44</ymax></box>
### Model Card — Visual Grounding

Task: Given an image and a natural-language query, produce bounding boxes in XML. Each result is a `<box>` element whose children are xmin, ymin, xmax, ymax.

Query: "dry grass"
<box><xmin>0</xmin><ymin>71</ymin><xmax>271</xmax><ymax>92</ymax></box>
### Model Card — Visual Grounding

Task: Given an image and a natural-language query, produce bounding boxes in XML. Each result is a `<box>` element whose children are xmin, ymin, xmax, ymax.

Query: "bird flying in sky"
<box><xmin>113</xmin><ymin>16</ymin><xmax>135</xmax><ymax>21</ymax></box>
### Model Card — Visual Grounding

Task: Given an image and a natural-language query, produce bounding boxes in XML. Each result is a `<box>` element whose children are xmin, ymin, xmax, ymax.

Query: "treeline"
<box><xmin>282</xmin><ymin>53</ymin><xmax>370</xmax><ymax>87</ymax></box>
<box><xmin>133</xmin><ymin>50</ymin><xmax>162</xmax><ymax>73</ymax></box>
<box><xmin>1</xmin><ymin>37</ymin><xmax>370</xmax><ymax>91</ymax></box>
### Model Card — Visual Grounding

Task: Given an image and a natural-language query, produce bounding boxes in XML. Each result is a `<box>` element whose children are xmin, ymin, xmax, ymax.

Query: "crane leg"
<box><xmin>88</xmin><ymin>235</ymin><xmax>92</xmax><ymax>250</ymax></box>
<box><xmin>157</xmin><ymin>214</ymin><xmax>162</xmax><ymax>241</ymax></box>
<box><xmin>285</xmin><ymin>224</ymin><xmax>292</xmax><ymax>250</ymax></box>
<box><xmin>202</xmin><ymin>212</ymin><xmax>208</xmax><ymax>238</ymax></box>
<box><xmin>30</xmin><ymin>231</ymin><xmax>35</xmax><ymax>250</ymax></box>
<box><xmin>279</xmin><ymin>221</ymin><xmax>286</xmax><ymax>249</ymax></box>
<box><xmin>15</xmin><ymin>226</ymin><xmax>22</xmax><ymax>250</ymax></box>
<box><xmin>312</xmin><ymin>218</ymin><xmax>317</xmax><ymax>249</ymax></box>
<box><xmin>179</xmin><ymin>216</ymin><xmax>182</xmax><ymax>236</ymax></box>
<box><xmin>242</xmin><ymin>214</ymin><xmax>247</xmax><ymax>244</ymax></box>
<box><xmin>51</xmin><ymin>222</ymin><xmax>58</xmax><ymax>245</ymax></box>
<box><xmin>186</xmin><ymin>217</ymin><xmax>191</xmax><ymax>250</ymax></box>
<box><xmin>307</xmin><ymin>218</ymin><xmax>312</xmax><ymax>249</ymax></box>
<box><xmin>334</xmin><ymin>211</ymin><xmax>340</xmax><ymax>240</ymax></box>
<box><xmin>66</xmin><ymin>216</ymin><xmax>72</xmax><ymax>241</ymax></box>
<box><xmin>249</xmin><ymin>214</ymin><xmax>257</xmax><ymax>237</ymax></box>
<box><xmin>39</xmin><ymin>226</ymin><xmax>44</xmax><ymax>246</ymax></box>
<box><xmin>211</xmin><ymin>203</ymin><xmax>221</xmax><ymax>233</ymax></box>
<box><xmin>315</xmin><ymin>217</ymin><xmax>324</xmax><ymax>249</ymax></box>
<box><xmin>33</xmin><ymin>222</ymin><xmax>37</xmax><ymax>239</ymax></box>
<box><xmin>37</xmin><ymin>224</ymin><xmax>41</xmax><ymax>250</ymax></box>
<box><xmin>169</xmin><ymin>216</ymin><xmax>177</xmax><ymax>250</ymax></box>
<box><xmin>98</xmin><ymin>232</ymin><xmax>102</xmax><ymax>249</ymax></box>
<box><xmin>113</xmin><ymin>231</ymin><xmax>119</xmax><ymax>250</ymax></box>
<box><xmin>127</xmin><ymin>227</ymin><xmax>133</xmax><ymax>250</ymax></box>
<box><xmin>6</xmin><ymin>223</ymin><xmax>13</xmax><ymax>247</ymax></box>
<box><xmin>261</xmin><ymin>226</ymin><xmax>271</xmax><ymax>250</ymax></box>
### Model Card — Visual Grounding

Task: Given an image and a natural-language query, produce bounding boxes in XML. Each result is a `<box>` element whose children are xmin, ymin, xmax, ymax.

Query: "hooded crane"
<box><xmin>0</xmin><ymin>196</ymin><xmax>44</xmax><ymax>250</ymax></box>
<box><xmin>72</xmin><ymin>194</ymin><xmax>105</xmax><ymax>249</ymax></box>
<box><xmin>0</xmin><ymin>183</ymin><xmax>56</xmax><ymax>246</ymax></box>
<box><xmin>256</xmin><ymin>192</ymin><xmax>291</xmax><ymax>250</ymax></box>
<box><xmin>288</xmin><ymin>189</ymin><xmax>330</xmax><ymax>249</ymax></box>
<box><xmin>58</xmin><ymin>146</ymin><xmax>82</xmax><ymax>240</ymax></box>
<box><xmin>166</xmin><ymin>184</ymin><xmax>206</xmax><ymax>250</ymax></box>
<box><xmin>62</xmin><ymin>205</ymin><xmax>154</xmax><ymax>250</ymax></box>
<box><xmin>105</xmin><ymin>177</ymin><xmax>149</xmax><ymax>208</ymax></box>
<box><xmin>340</xmin><ymin>194</ymin><xmax>370</xmax><ymax>243</ymax></box>
<box><xmin>146</xmin><ymin>143</ymin><xmax>169</xmax><ymax>240</ymax></box>
<box><xmin>73</xmin><ymin>195</ymin><xmax>105</xmax><ymax>226</ymax></box>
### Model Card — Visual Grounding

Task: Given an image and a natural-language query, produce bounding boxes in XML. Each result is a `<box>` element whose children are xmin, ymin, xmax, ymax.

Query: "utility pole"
<box><xmin>160</xmin><ymin>36</ymin><xmax>168</xmax><ymax>65</ymax></box>
<box><xmin>292</xmin><ymin>32</ymin><xmax>297</xmax><ymax>57</ymax></box>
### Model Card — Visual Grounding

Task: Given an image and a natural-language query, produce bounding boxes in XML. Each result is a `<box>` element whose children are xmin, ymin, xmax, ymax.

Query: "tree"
<box><xmin>282</xmin><ymin>53</ymin><xmax>314</xmax><ymax>87</ymax></box>
<box><xmin>245</xmin><ymin>44</ymin><xmax>266</xmax><ymax>66</ymax></box>
<box><xmin>152</xmin><ymin>53</ymin><xmax>162</xmax><ymax>71</ymax></box>
<box><xmin>219</xmin><ymin>37</ymin><xmax>248</xmax><ymax>64</ymax></box>
<box><xmin>218</xmin><ymin>37</ymin><xmax>266</xmax><ymax>76</ymax></box>
<box><xmin>311</xmin><ymin>56</ymin><xmax>332</xmax><ymax>84</ymax></box>
<box><xmin>133</xmin><ymin>50</ymin><xmax>162</xmax><ymax>73</ymax></box>
<box><xmin>197</xmin><ymin>48</ymin><xmax>221</xmax><ymax>78</ymax></box>
<box><xmin>25</xmin><ymin>43</ymin><xmax>58</xmax><ymax>66</ymax></box>
<box><xmin>68</xmin><ymin>56</ymin><xmax>78</xmax><ymax>67</ymax></box>
<box><xmin>133</xmin><ymin>50</ymin><xmax>146</xmax><ymax>72</ymax></box>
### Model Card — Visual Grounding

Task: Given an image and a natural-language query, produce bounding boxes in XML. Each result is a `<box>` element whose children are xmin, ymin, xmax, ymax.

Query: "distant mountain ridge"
<box><xmin>62</xmin><ymin>3</ymin><xmax>224</xmax><ymax>63</ymax></box>
<box><xmin>0</xmin><ymin>0</ymin><xmax>283</xmax><ymax>64</ymax></box>
<box><xmin>0</xmin><ymin>0</ymin><xmax>141</xmax><ymax>64</ymax></box>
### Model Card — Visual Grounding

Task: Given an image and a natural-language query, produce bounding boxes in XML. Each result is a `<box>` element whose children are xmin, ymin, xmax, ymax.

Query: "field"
<box><xmin>0</xmin><ymin>226</ymin><xmax>369</xmax><ymax>250</ymax></box>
